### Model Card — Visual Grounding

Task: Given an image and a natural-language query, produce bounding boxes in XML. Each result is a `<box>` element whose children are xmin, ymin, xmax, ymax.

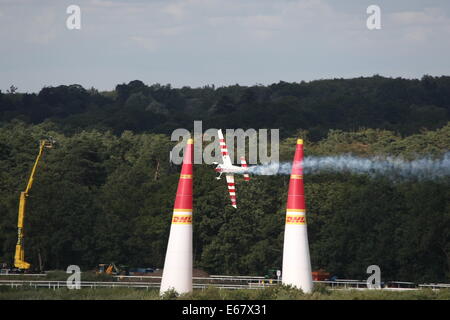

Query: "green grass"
<box><xmin>1</xmin><ymin>285</ymin><xmax>449</xmax><ymax>300</ymax></box>
<box><xmin>0</xmin><ymin>286</ymin><xmax>160</xmax><ymax>300</ymax></box>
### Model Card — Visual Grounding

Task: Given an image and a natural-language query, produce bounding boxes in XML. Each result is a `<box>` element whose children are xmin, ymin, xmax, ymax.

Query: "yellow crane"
<box><xmin>14</xmin><ymin>139</ymin><xmax>53</xmax><ymax>270</ymax></box>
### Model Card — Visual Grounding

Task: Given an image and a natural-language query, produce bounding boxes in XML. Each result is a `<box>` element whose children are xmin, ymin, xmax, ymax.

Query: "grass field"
<box><xmin>1</xmin><ymin>285</ymin><xmax>449</xmax><ymax>300</ymax></box>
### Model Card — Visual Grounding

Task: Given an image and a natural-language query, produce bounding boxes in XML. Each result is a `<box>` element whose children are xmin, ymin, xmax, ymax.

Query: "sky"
<box><xmin>1</xmin><ymin>0</ymin><xmax>450</xmax><ymax>93</ymax></box>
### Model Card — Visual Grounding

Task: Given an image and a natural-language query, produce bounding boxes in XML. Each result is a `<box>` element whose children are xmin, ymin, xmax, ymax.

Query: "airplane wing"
<box><xmin>218</xmin><ymin>129</ymin><xmax>232</xmax><ymax>166</ymax></box>
<box><xmin>225</xmin><ymin>174</ymin><xmax>237</xmax><ymax>208</ymax></box>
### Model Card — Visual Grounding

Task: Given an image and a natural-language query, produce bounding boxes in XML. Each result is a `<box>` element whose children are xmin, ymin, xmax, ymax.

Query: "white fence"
<box><xmin>1</xmin><ymin>274</ymin><xmax>449</xmax><ymax>291</ymax></box>
<box><xmin>0</xmin><ymin>280</ymin><xmax>271</xmax><ymax>290</ymax></box>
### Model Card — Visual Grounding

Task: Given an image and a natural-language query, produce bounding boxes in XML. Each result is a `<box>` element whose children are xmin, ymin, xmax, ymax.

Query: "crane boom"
<box><xmin>14</xmin><ymin>139</ymin><xmax>53</xmax><ymax>270</ymax></box>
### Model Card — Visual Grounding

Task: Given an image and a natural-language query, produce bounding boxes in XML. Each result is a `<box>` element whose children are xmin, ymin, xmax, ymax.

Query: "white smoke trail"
<box><xmin>246</xmin><ymin>153</ymin><xmax>450</xmax><ymax>181</ymax></box>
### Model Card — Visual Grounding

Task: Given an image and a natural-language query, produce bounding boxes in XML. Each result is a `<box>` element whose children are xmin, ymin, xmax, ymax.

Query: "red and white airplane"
<box><xmin>213</xmin><ymin>129</ymin><xmax>250</xmax><ymax>208</ymax></box>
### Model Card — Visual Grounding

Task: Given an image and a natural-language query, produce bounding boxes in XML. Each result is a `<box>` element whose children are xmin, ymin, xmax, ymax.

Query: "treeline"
<box><xmin>1</xmin><ymin>75</ymin><xmax>450</xmax><ymax>140</ymax></box>
<box><xmin>0</xmin><ymin>121</ymin><xmax>449</xmax><ymax>283</ymax></box>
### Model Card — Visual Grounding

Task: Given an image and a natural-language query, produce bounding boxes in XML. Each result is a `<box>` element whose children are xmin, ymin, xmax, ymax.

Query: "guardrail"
<box><xmin>0</xmin><ymin>280</ymin><xmax>159</xmax><ymax>290</ymax></box>
<box><xmin>1</xmin><ymin>278</ymin><xmax>449</xmax><ymax>291</ymax></box>
<box><xmin>315</xmin><ymin>280</ymin><xmax>368</xmax><ymax>289</ymax></box>
<box><xmin>113</xmin><ymin>275</ymin><xmax>276</xmax><ymax>284</ymax></box>
<box><xmin>419</xmin><ymin>284</ymin><xmax>450</xmax><ymax>289</ymax></box>
<box><xmin>0</xmin><ymin>280</ymin><xmax>271</xmax><ymax>290</ymax></box>
<box><xmin>0</xmin><ymin>273</ymin><xmax>47</xmax><ymax>277</ymax></box>
<box><xmin>210</xmin><ymin>275</ymin><xmax>265</xmax><ymax>280</ymax></box>
<box><xmin>112</xmin><ymin>276</ymin><xmax>367</xmax><ymax>288</ymax></box>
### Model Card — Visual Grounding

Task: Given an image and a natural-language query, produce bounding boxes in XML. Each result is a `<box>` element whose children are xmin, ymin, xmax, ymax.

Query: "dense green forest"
<box><xmin>2</xmin><ymin>75</ymin><xmax>450</xmax><ymax>139</ymax></box>
<box><xmin>0</xmin><ymin>76</ymin><xmax>449</xmax><ymax>283</ymax></box>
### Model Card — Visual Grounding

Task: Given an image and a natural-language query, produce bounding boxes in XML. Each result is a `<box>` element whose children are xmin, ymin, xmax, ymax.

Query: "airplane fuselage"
<box><xmin>215</xmin><ymin>164</ymin><xmax>247</xmax><ymax>174</ymax></box>
<box><xmin>213</xmin><ymin>129</ymin><xmax>250</xmax><ymax>206</ymax></box>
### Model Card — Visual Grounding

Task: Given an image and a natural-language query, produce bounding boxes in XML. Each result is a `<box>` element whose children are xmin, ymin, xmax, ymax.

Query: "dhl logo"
<box><xmin>172</xmin><ymin>214</ymin><xmax>192</xmax><ymax>224</ymax></box>
<box><xmin>286</xmin><ymin>214</ymin><xmax>306</xmax><ymax>225</ymax></box>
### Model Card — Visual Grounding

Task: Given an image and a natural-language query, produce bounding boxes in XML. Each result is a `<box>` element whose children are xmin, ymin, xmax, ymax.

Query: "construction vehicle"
<box><xmin>14</xmin><ymin>139</ymin><xmax>54</xmax><ymax>270</ymax></box>
<box><xmin>311</xmin><ymin>269</ymin><xmax>331</xmax><ymax>281</ymax></box>
<box><xmin>97</xmin><ymin>263</ymin><xmax>129</xmax><ymax>275</ymax></box>
<box><xmin>97</xmin><ymin>263</ymin><xmax>119</xmax><ymax>275</ymax></box>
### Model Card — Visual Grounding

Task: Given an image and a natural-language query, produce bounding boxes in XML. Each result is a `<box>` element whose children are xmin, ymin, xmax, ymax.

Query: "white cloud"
<box><xmin>155</xmin><ymin>26</ymin><xmax>185</xmax><ymax>37</ymax></box>
<box><xmin>163</xmin><ymin>2</ymin><xmax>185</xmax><ymax>19</ymax></box>
<box><xmin>2</xmin><ymin>0</ymin><xmax>450</xmax><ymax>92</ymax></box>
<box><xmin>88</xmin><ymin>0</ymin><xmax>129</xmax><ymax>8</ymax></box>
<box><xmin>130</xmin><ymin>35</ymin><xmax>158</xmax><ymax>52</ymax></box>
<box><xmin>388</xmin><ymin>7</ymin><xmax>450</xmax><ymax>44</ymax></box>
<box><xmin>0</xmin><ymin>6</ymin><xmax>60</xmax><ymax>45</ymax></box>
<box><xmin>30</xmin><ymin>9</ymin><xmax>59</xmax><ymax>44</ymax></box>
<box><xmin>390</xmin><ymin>8</ymin><xmax>446</xmax><ymax>25</ymax></box>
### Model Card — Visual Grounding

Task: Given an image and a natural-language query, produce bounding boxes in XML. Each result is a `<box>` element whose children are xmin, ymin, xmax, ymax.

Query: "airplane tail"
<box><xmin>240</xmin><ymin>156</ymin><xmax>251</xmax><ymax>181</ymax></box>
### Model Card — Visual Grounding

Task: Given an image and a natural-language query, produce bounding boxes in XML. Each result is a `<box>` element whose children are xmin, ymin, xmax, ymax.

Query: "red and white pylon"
<box><xmin>281</xmin><ymin>139</ymin><xmax>313</xmax><ymax>293</ymax></box>
<box><xmin>160</xmin><ymin>138</ymin><xmax>194</xmax><ymax>294</ymax></box>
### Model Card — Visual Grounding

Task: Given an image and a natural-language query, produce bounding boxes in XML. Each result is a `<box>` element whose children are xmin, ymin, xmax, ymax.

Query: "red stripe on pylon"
<box><xmin>286</xmin><ymin>139</ymin><xmax>305</xmax><ymax>211</ymax></box>
<box><xmin>174</xmin><ymin>139</ymin><xmax>194</xmax><ymax>211</ymax></box>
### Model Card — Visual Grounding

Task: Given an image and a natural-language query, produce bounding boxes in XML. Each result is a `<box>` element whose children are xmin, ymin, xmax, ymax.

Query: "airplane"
<box><xmin>213</xmin><ymin>129</ymin><xmax>250</xmax><ymax>208</ymax></box>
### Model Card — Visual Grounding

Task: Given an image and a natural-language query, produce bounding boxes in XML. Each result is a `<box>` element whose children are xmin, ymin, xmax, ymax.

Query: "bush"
<box><xmin>181</xmin><ymin>286</ymin><xmax>223</xmax><ymax>300</ymax></box>
<box><xmin>312</xmin><ymin>283</ymin><xmax>331</xmax><ymax>295</ymax></box>
<box><xmin>266</xmin><ymin>284</ymin><xmax>305</xmax><ymax>300</ymax></box>
<box><xmin>1</xmin><ymin>286</ymin><xmax>450</xmax><ymax>300</ymax></box>
<box><xmin>160</xmin><ymin>288</ymin><xmax>179</xmax><ymax>300</ymax></box>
